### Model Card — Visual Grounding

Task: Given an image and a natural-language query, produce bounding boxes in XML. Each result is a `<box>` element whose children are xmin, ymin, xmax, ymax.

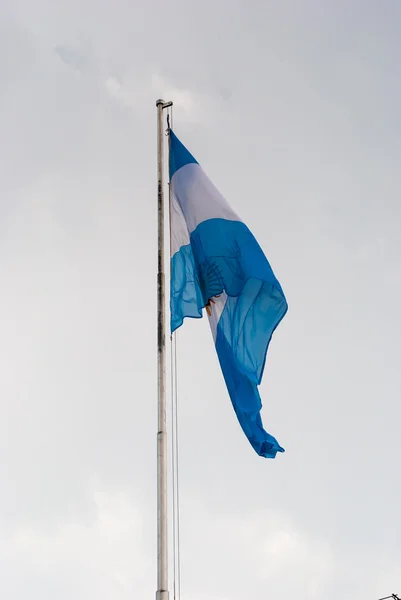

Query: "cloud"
<box><xmin>260</xmin><ymin>525</ymin><xmax>333</xmax><ymax>596</ymax></box>
<box><xmin>103</xmin><ymin>71</ymin><xmax>223</xmax><ymax>124</ymax></box>
<box><xmin>1</xmin><ymin>3</ymin><xmax>400</xmax><ymax>600</ymax></box>
<box><xmin>0</xmin><ymin>484</ymin><xmax>334</xmax><ymax>600</ymax></box>
<box><xmin>177</xmin><ymin>493</ymin><xmax>334</xmax><ymax>600</ymax></box>
<box><xmin>0</xmin><ymin>485</ymin><xmax>152</xmax><ymax>600</ymax></box>
<box><xmin>54</xmin><ymin>44</ymin><xmax>90</xmax><ymax>71</ymax></box>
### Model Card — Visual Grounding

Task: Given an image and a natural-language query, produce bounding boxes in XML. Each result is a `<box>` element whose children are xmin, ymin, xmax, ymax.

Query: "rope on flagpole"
<box><xmin>168</xmin><ymin>103</ymin><xmax>182</xmax><ymax>600</ymax></box>
<box><xmin>170</xmin><ymin>331</ymin><xmax>181</xmax><ymax>600</ymax></box>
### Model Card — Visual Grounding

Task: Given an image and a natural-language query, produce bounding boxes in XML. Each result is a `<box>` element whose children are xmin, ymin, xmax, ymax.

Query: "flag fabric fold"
<box><xmin>169</xmin><ymin>130</ymin><xmax>287</xmax><ymax>458</ymax></box>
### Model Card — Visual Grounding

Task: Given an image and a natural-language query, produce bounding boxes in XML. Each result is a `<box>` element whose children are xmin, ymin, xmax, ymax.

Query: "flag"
<box><xmin>169</xmin><ymin>130</ymin><xmax>288</xmax><ymax>458</ymax></box>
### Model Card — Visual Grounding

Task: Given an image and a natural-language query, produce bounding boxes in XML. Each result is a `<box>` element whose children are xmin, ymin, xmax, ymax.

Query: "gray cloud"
<box><xmin>0</xmin><ymin>1</ymin><xmax>400</xmax><ymax>598</ymax></box>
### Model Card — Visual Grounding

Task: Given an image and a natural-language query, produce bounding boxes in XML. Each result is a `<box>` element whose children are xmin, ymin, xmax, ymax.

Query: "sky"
<box><xmin>0</xmin><ymin>0</ymin><xmax>400</xmax><ymax>598</ymax></box>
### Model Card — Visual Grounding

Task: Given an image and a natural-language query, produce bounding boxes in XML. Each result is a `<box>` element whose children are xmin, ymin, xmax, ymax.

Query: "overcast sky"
<box><xmin>0</xmin><ymin>1</ymin><xmax>400</xmax><ymax>599</ymax></box>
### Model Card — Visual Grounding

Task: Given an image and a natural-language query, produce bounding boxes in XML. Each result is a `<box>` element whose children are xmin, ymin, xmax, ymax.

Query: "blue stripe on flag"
<box><xmin>169</xmin><ymin>130</ymin><xmax>198</xmax><ymax>179</ymax></box>
<box><xmin>170</xmin><ymin>217</ymin><xmax>287</xmax><ymax>456</ymax></box>
<box><xmin>170</xmin><ymin>243</ymin><xmax>203</xmax><ymax>332</ymax></box>
<box><xmin>216</xmin><ymin>321</ymin><xmax>284</xmax><ymax>458</ymax></box>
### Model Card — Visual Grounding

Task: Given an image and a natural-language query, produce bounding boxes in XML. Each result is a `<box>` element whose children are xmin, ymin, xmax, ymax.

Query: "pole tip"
<box><xmin>156</xmin><ymin>99</ymin><xmax>165</xmax><ymax>107</ymax></box>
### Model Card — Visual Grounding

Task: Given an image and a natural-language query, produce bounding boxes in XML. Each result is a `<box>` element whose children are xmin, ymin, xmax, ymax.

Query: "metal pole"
<box><xmin>156</xmin><ymin>98</ymin><xmax>172</xmax><ymax>600</ymax></box>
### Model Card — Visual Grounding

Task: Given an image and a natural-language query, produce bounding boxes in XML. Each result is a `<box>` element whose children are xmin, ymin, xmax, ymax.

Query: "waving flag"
<box><xmin>169</xmin><ymin>130</ymin><xmax>287</xmax><ymax>458</ymax></box>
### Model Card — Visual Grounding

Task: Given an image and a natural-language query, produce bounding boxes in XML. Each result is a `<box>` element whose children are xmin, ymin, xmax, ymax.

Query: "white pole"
<box><xmin>156</xmin><ymin>98</ymin><xmax>172</xmax><ymax>600</ymax></box>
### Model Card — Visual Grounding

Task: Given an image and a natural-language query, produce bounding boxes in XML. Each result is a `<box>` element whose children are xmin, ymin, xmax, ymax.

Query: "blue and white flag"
<box><xmin>169</xmin><ymin>130</ymin><xmax>288</xmax><ymax>458</ymax></box>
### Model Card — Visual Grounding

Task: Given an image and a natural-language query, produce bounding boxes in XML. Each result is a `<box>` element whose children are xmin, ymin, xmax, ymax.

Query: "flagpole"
<box><xmin>156</xmin><ymin>98</ymin><xmax>172</xmax><ymax>600</ymax></box>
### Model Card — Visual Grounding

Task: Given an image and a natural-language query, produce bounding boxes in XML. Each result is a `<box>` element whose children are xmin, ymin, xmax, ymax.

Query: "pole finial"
<box><xmin>156</xmin><ymin>99</ymin><xmax>173</xmax><ymax>109</ymax></box>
